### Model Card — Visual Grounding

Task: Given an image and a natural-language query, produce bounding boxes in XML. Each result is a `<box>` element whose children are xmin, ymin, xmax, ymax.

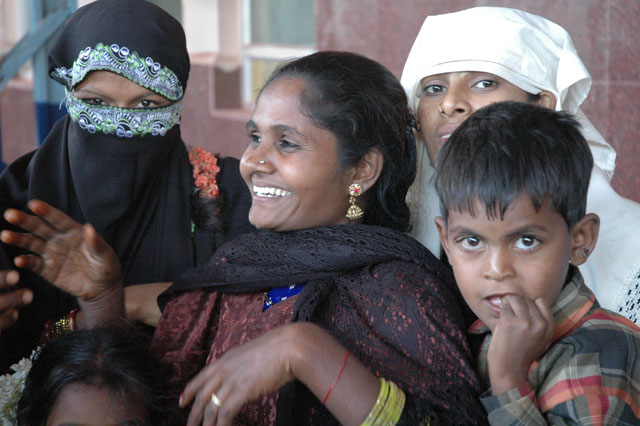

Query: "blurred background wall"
<box><xmin>1</xmin><ymin>0</ymin><xmax>638</xmax><ymax>201</ymax></box>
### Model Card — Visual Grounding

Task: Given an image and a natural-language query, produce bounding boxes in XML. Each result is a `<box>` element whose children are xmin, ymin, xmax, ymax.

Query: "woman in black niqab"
<box><xmin>0</xmin><ymin>0</ymin><xmax>252</xmax><ymax>369</ymax></box>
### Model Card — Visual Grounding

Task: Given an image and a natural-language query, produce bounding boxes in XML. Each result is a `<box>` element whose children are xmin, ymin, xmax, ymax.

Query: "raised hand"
<box><xmin>0</xmin><ymin>270</ymin><xmax>33</xmax><ymax>333</ymax></box>
<box><xmin>1</xmin><ymin>200</ymin><xmax>124</xmax><ymax>326</ymax></box>
<box><xmin>487</xmin><ymin>294</ymin><xmax>555</xmax><ymax>394</ymax></box>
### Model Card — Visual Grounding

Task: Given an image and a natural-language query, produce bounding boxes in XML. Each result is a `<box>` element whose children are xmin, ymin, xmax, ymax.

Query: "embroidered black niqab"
<box><xmin>0</xmin><ymin>0</ymin><xmax>255</xmax><ymax>370</ymax></box>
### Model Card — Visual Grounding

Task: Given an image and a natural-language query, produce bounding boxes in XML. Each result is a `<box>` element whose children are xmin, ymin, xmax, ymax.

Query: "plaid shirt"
<box><xmin>469</xmin><ymin>268</ymin><xmax>640</xmax><ymax>425</ymax></box>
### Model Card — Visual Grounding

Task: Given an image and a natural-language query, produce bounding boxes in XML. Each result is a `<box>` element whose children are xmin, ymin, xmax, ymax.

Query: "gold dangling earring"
<box><xmin>346</xmin><ymin>183</ymin><xmax>364</xmax><ymax>221</ymax></box>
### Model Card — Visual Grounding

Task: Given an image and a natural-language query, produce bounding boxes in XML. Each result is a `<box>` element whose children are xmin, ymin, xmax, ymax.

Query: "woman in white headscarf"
<box><xmin>401</xmin><ymin>6</ymin><xmax>640</xmax><ymax>325</ymax></box>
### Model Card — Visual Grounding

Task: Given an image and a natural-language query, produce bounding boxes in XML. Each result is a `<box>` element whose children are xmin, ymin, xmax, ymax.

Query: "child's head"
<box><xmin>434</xmin><ymin>101</ymin><xmax>592</xmax><ymax>228</ymax></box>
<box><xmin>434</xmin><ymin>101</ymin><xmax>599</xmax><ymax>330</ymax></box>
<box><xmin>17</xmin><ymin>325</ymin><xmax>165</xmax><ymax>426</ymax></box>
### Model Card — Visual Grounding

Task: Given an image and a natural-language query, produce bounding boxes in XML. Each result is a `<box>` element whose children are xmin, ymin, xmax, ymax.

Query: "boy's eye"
<box><xmin>514</xmin><ymin>235</ymin><xmax>540</xmax><ymax>250</ymax></box>
<box><xmin>457</xmin><ymin>236</ymin><xmax>483</xmax><ymax>251</ymax></box>
<box><xmin>422</xmin><ymin>84</ymin><xmax>446</xmax><ymax>95</ymax></box>
<box><xmin>473</xmin><ymin>79</ymin><xmax>498</xmax><ymax>89</ymax></box>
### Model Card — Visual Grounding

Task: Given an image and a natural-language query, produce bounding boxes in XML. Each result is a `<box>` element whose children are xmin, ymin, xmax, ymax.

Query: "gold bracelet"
<box><xmin>360</xmin><ymin>378</ymin><xmax>406</xmax><ymax>426</ymax></box>
<box><xmin>388</xmin><ymin>381</ymin><xmax>405</xmax><ymax>424</ymax></box>
<box><xmin>377</xmin><ymin>380</ymin><xmax>396</xmax><ymax>425</ymax></box>
<box><xmin>50</xmin><ymin>316</ymin><xmax>71</xmax><ymax>339</ymax></box>
<box><xmin>361</xmin><ymin>378</ymin><xmax>389</xmax><ymax>426</ymax></box>
<box><xmin>377</xmin><ymin>380</ymin><xmax>403</xmax><ymax>426</ymax></box>
<box><xmin>45</xmin><ymin>309</ymin><xmax>78</xmax><ymax>341</ymax></box>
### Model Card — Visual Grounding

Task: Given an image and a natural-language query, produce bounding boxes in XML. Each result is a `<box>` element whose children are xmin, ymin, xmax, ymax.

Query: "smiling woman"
<box><xmin>241</xmin><ymin>78</ymin><xmax>354</xmax><ymax>231</ymax></box>
<box><xmin>2</xmin><ymin>51</ymin><xmax>487</xmax><ymax>425</ymax></box>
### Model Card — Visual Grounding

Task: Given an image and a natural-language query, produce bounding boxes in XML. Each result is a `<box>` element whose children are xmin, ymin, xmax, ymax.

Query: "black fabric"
<box><xmin>0</xmin><ymin>0</ymin><xmax>195</xmax><ymax>284</ymax></box>
<box><xmin>0</xmin><ymin>141</ymin><xmax>252</xmax><ymax>370</ymax></box>
<box><xmin>48</xmin><ymin>0</ymin><xmax>189</xmax><ymax>92</ymax></box>
<box><xmin>161</xmin><ymin>224</ymin><xmax>451</xmax><ymax>305</ymax></box>
<box><xmin>0</xmin><ymin>130</ymin><xmax>255</xmax><ymax>370</ymax></box>
<box><xmin>159</xmin><ymin>225</ymin><xmax>486</xmax><ymax>425</ymax></box>
<box><xmin>40</xmin><ymin>0</ymin><xmax>196</xmax><ymax>284</ymax></box>
<box><xmin>0</xmin><ymin>0</ymin><xmax>255</xmax><ymax>370</ymax></box>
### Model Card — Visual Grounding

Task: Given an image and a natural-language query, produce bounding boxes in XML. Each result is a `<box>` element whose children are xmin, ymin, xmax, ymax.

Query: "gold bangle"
<box><xmin>361</xmin><ymin>378</ymin><xmax>389</xmax><ymax>426</ymax></box>
<box><xmin>370</xmin><ymin>378</ymin><xmax>390</xmax><ymax>426</ymax></box>
<box><xmin>50</xmin><ymin>316</ymin><xmax>71</xmax><ymax>339</ymax></box>
<box><xmin>377</xmin><ymin>380</ymin><xmax>401</xmax><ymax>425</ymax></box>
<box><xmin>377</xmin><ymin>380</ymin><xmax>396</xmax><ymax>425</ymax></box>
<box><xmin>388</xmin><ymin>382</ymin><xmax>405</xmax><ymax>424</ymax></box>
<box><xmin>360</xmin><ymin>378</ymin><xmax>406</xmax><ymax>426</ymax></box>
<box><xmin>46</xmin><ymin>309</ymin><xmax>78</xmax><ymax>341</ymax></box>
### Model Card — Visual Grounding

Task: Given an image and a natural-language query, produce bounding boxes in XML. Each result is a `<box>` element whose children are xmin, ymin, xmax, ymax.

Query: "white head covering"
<box><xmin>400</xmin><ymin>6</ymin><xmax>616</xmax><ymax>176</ymax></box>
<box><xmin>400</xmin><ymin>7</ymin><xmax>640</xmax><ymax>326</ymax></box>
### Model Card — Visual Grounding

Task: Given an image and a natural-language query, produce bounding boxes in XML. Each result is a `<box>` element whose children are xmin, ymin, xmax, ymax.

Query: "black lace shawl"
<box><xmin>159</xmin><ymin>225</ymin><xmax>487</xmax><ymax>425</ymax></box>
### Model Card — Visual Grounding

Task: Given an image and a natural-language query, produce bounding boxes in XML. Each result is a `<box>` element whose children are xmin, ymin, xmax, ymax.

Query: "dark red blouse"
<box><xmin>153</xmin><ymin>290</ymin><xmax>295</xmax><ymax>425</ymax></box>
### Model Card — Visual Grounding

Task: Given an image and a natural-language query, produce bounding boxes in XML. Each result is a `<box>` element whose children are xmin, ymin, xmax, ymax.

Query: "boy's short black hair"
<box><xmin>434</xmin><ymin>101</ymin><xmax>593</xmax><ymax>228</ymax></box>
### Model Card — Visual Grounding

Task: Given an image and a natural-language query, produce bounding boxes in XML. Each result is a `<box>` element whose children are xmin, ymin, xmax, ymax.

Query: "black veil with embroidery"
<box><xmin>41</xmin><ymin>0</ymin><xmax>195</xmax><ymax>284</ymax></box>
<box><xmin>0</xmin><ymin>0</ymin><xmax>253</xmax><ymax>369</ymax></box>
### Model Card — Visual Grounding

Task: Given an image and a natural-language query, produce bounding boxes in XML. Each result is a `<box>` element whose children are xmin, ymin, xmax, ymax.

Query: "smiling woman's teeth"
<box><xmin>253</xmin><ymin>185</ymin><xmax>291</xmax><ymax>197</ymax></box>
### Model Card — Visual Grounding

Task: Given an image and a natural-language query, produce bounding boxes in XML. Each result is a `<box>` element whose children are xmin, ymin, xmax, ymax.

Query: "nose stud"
<box><xmin>438</xmin><ymin>105</ymin><xmax>444</xmax><ymax>114</ymax></box>
<box><xmin>259</xmin><ymin>160</ymin><xmax>265</xmax><ymax>164</ymax></box>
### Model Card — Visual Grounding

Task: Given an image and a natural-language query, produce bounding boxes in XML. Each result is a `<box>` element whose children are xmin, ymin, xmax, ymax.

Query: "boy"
<box><xmin>433</xmin><ymin>101</ymin><xmax>640</xmax><ymax>425</ymax></box>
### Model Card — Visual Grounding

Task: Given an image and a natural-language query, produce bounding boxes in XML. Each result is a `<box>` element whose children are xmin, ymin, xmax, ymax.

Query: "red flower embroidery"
<box><xmin>189</xmin><ymin>146</ymin><xmax>220</xmax><ymax>198</ymax></box>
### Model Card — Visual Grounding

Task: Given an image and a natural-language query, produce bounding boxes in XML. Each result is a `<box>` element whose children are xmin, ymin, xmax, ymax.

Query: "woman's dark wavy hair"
<box><xmin>434</xmin><ymin>101</ymin><xmax>593</xmax><ymax>229</ymax></box>
<box><xmin>260</xmin><ymin>51</ymin><xmax>418</xmax><ymax>231</ymax></box>
<box><xmin>17</xmin><ymin>324</ymin><xmax>169</xmax><ymax>426</ymax></box>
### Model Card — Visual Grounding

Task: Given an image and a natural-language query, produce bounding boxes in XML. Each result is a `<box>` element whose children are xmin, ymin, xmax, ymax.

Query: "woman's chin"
<box><xmin>247</xmin><ymin>214</ymin><xmax>283</xmax><ymax>231</ymax></box>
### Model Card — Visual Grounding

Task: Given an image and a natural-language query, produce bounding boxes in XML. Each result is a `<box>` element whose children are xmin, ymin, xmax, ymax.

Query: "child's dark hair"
<box><xmin>17</xmin><ymin>324</ymin><xmax>168</xmax><ymax>426</ymax></box>
<box><xmin>260</xmin><ymin>51</ymin><xmax>418</xmax><ymax>232</ymax></box>
<box><xmin>434</xmin><ymin>101</ymin><xmax>593</xmax><ymax>228</ymax></box>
